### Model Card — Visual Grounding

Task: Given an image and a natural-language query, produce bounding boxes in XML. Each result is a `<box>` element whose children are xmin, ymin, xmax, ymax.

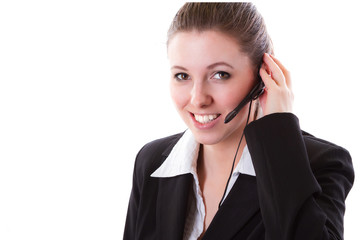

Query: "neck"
<box><xmin>198</xmin><ymin>134</ymin><xmax>247</xmax><ymax>177</ymax></box>
<box><xmin>197</xmin><ymin>100</ymin><xmax>259</xmax><ymax>176</ymax></box>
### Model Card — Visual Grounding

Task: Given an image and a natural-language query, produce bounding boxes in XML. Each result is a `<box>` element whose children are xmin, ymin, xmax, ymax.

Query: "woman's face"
<box><xmin>168</xmin><ymin>30</ymin><xmax>256</xmax><ymax>146</ymax></box>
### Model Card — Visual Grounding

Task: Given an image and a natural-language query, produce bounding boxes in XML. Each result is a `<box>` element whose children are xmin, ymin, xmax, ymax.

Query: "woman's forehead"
<box><xmin>168</xmin><ymin>31</ymin><xmax>252</xmax><ymax>70</ymax></box>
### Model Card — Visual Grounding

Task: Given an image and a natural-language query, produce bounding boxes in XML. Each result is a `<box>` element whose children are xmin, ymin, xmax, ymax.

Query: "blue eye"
<box><xmin>175</xmin><ymin>73</ymin><xmax>190</xmax><ymax>81</ymax></box>
<box><xmin>213</xmin><ymin>71</ymin><xmax>230</xmax><ymax>80</ymax></box>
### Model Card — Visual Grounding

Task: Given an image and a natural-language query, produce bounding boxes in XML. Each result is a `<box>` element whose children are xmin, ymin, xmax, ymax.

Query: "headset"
<box><xmin>224</xmin><ymin>76</ymin><xmax>265</xmax><ymax>123</ymax></box>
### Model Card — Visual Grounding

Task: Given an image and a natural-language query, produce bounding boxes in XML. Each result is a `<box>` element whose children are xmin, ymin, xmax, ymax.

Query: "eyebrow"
<box><xmin>207</xmin><ymin>62</ymin><xmax>234</xmax><ymax>69</ymax></box>
<box><xmin>171</xmin><ymin>65</ymin><xmax>188</xmax><ymax>71</ymax></box>
<box><xmin>171</xmin><ymin>61</ymin><xmax>234</xmax><ymax>71</ymax></box>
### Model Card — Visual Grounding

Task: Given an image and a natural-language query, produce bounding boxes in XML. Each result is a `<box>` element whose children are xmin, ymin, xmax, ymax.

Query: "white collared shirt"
<box><xmin>151</xmin><ymin>130</ymin><xmax>256</xmax><ymax>240</ymax></box>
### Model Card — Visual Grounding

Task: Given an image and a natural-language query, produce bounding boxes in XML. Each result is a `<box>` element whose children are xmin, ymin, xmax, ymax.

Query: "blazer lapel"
<box><xmin>155</xmin><ymin>134</ymin><xmax>192</xmax><ymax>240</ymax></box>
<box><xmin>155</xmin><ymin>174</ymin><xmax>193</xmax><ymax>240</ymax></box>
<box><xmin>202</xmin><ymin>174</ymin><xmax>260</xmax><ymax>240</ymax></box>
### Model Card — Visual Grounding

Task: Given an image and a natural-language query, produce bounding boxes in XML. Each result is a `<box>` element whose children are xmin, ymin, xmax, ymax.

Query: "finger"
<box><xmin>263</xmin><ymin>53</ymin><xmax>286</xmax><ymax>86</ymax></box>
<box><xmin>259</xmin><ymin>64</ymin><xmax>276</xmax><ymax>89</ymax></box>
<box><xmin>269</xmin><ymin>54</ymin><xmax>292</xmax><ymax>89</ymax></box>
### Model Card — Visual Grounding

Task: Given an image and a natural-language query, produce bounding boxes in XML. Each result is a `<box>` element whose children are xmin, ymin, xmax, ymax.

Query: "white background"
<box><xmin>0</xmin><ymin>0</ymin><xmax>359</xmax><ymax>239</ymax></box>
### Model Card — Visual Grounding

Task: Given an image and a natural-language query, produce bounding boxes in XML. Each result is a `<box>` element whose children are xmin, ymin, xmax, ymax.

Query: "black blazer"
<box><xmin>123</xmin><ymin>113</ymin><xmax>354</xmax><ymax>240</ymax></box>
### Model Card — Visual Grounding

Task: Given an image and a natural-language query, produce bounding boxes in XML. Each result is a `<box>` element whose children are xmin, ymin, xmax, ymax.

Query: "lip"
<box><xmin>189</xmin><ymin>112</ymin><xmax>222</xmax><ymax>130</ymax></box>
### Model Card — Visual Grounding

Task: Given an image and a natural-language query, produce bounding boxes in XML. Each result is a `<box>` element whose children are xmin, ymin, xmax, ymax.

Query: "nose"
<box><xmin>190</xmin><ymin>81</ymin><xmax>212</xmax><ymax>108</ymax></box>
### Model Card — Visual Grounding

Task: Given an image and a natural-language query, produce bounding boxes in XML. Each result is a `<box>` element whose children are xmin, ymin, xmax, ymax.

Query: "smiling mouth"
<box><xmin>192</xmin><ymin>113</ymin><xmax>221</xmax><ymax>124</ymax></box>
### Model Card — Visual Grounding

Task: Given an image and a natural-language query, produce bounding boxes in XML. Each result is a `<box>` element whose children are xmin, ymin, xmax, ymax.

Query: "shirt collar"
<box><xmin>151</xmin><ymin>130</ymin><xmax>256</xmax><ymax>178</ymax></box>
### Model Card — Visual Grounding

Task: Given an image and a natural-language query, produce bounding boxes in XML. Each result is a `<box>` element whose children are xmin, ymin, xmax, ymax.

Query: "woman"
<box><xmin>124</xmin><ymin>3</ymin><xmax>354</xmax><ymax>240</ymax></box>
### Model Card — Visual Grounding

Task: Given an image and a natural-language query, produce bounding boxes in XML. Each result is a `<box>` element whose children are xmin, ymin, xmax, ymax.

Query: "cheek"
<box><xmin>216</xmin><ymin>85</ymin><xmax>249</xmax><ymax>110</ymax></box>
<box><xmin>170</xmin><ymin>83</ymin><xmax>188</xmax><ymax>111</ymax></box>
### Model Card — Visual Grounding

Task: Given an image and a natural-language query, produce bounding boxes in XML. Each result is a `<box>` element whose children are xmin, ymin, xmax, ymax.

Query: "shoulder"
<box><xmin>302</xmin><ymin>131</ymin><xmax>352</xmax><ymax>167</ymax></box>
<box><xmin>302</xmin><ymin>131</ymin><xmax>354</xmax><ymax>190</ymax></box>
<box><xmin>133</xmin><ymin>132</ymin><xmax>185</xmax><ymax>180</ymax></box>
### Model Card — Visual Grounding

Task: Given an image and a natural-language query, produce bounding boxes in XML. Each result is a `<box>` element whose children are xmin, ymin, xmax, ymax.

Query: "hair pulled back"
<box><xmin>167</xmin><ymin>3</ymin><xmax>273</xmax><ymax>72</ymax></box>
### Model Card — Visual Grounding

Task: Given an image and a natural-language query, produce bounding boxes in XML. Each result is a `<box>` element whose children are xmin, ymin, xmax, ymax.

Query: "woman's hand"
<box><xmin>258</xmin><ymin>53</ymin><xmax>294</xmax><ymax>116</ymax></box>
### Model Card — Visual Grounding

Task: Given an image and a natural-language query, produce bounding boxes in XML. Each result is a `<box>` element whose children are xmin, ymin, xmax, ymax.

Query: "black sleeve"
<box><xmin>123</xmin><ymin>148</ymin><xmax>142</xmax><ymax>240</ymax></box>
<box><xmin>244</xmin><ymin>113</ymin><xmax>354</xmax><ymax>240</ymax></box>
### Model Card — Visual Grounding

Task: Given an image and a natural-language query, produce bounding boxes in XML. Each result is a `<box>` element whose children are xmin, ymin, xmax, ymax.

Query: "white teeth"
<box><xmin>203</xmin><ymin>115</ymin><xmax>209</xmax><ymax>122</ymax></box>
<box><xmin>194</xmin><ymin>114</ymin><xmax>220</xmax><ymax>124</ymax></box>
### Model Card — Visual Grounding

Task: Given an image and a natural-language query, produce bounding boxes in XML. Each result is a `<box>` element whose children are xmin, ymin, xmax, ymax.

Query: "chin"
<box><xmin>182</xmin><ymin>113</ymin><xmax>245</xmax><ymax>146</ymax></box>
<box><xmin>190</xmin><ymin>129</ymin><xmax>227</xmax><ymax>146</ymax></box>
<box><xmin>190</xmin><ymin>121</ymin><xmax>246</xmax><ymax>147</ymax></box>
